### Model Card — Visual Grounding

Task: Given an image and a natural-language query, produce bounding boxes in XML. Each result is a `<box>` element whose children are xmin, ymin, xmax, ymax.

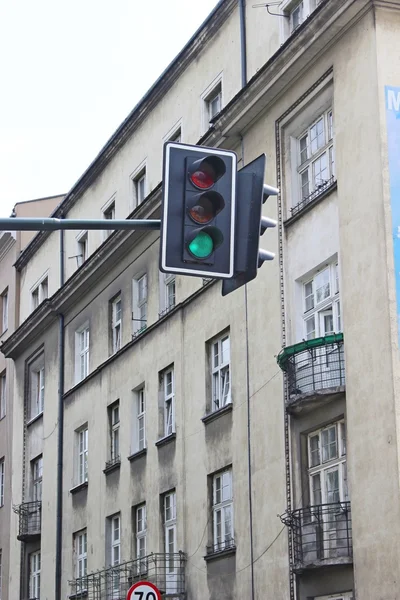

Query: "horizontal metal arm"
<box><xmin>0</xmin><ymin>218</ymin><xmax>161</xmax><ymax>231</ymax></box>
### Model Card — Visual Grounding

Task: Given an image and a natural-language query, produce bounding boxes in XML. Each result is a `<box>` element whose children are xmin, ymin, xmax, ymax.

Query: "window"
<box><xmin>211</xmin><ymin>334</ymin><xmax>231</xmax><ymax>411</ymax></box>
<box><xmin>297</xmin><ymin>109</ymin><xmax>334</xmax><ymax>205</ymax></box>
<box><xmin>163</xmin><ymin>491</ymin><xmax>177</xmax><ymax>586</ymax></box>
<box><xmin>77</xmin><ymin>232</ymin><xmax>88</xmax><ymax>267</ymax></box>
<box><xmin>290</xmin><ymin>1</ymin><xmax>303</xmax><ymax>31</ymax></box>
<box><xmin>164</xmin><ymin>274</ymin><xmax>176</xmax><ymax>312</ymax></box>
<box><xmin>205</xmin><ymin>83</ymin><xmax>222</xmax><ymax>124</ymax></box>
<box><xmin>29</xmin><ymin>362</ymin><xmax>45</xmax><ymax>420</ymax></box>
<box><xmin>281</xmin><ymin>0</ymin><xmax>321</xmax><ymax>37</ymax></box>
<box><xmin>135</xmin><ymin>504</ymin><xmax>147</xmax><ymax>571</ymax></box>
<box><xmin>1</xmin><ymin>289</ymin><xmax>8</xmax><ymax>333</ymax></box>
<box><xmin>133</xmin><ymin>388</ymin><xmax>146</xmax><ymax>452</ymax></box>
<box><xmin>76</xmin><ymin>326</ymin><xmax>89</xmax><ymax>382</ymax></box>
<box><xmin>108</xmin><ymin>513</ymin><xmax>121</xmax><ymax>596</ymax></box>
<box><xmin>109</xmin><ymin>402</ymin><xmax>120</xmax><ymax>463</ymax></box>
<box><xmin>29</xmin><ymin>551</ymin><xmax>41</xmax><ymax>599</ymax></box>
<box><xmin>111</xmin><ymin>296</ymin><xmax>122</xmax><ymax>353</ymax></box>
<box><xmin>212</xmin><ymin>468</ymin><xmax>234</xmax><ymax>551</ymax></box>
<box><xmin>77</xmin><ymin>427</ymin><xmax>88</xmax><ymax>485</ymax></box>
<box><xmin>163</xmin><ymin>368</ymin><xmax>175</xmax><ymax>437</ymax></box>
<box><xmin>133</xmin><ymin>274</ymin><xmax>147</xmax><ymax>335</ymax></box>
<box><xmin>0</xmin><ymin>459</ymin><xmax>4</xmax><ymax>507</ymax></box>
<box><xmin>103</xmin><ymin>200</ymin><xmax>116</xmax><ymax>238</ymax></box>
<box><xmin>302</xmin><ymin>262</ymin><xmax>340</xmax><ymax>339</ymax></box>
<box><xmin>132</xmin><ymin>169</ymin><xmax>147</xmax><ymax>207</ymax></box>
<box><xmin>0</xmin><ymin>372</ymin><xmax>5</xmax><ymax>419</ymax></box>
<box><xmin>169</xmin><ymin>128</ymin><xmax>181</xmax><ymax>143</ymax></box>
<box><xmin>32</xmin><ymin>456</ymin><xmax>43</xmax><ymax>502</ymax></box>
<box><xmin>74</xmin><ymin>529</ymin><xmax>88</xmax><ymax>589</ymax></box>
<box><xmin>308</xmin><ymin>421</ymin><xmax>347</xmax><ymax>505</ymax></box>
<box><xmin>31</xmin><ymin>277</ymin><xmax>48</xmax><ymax>310</ymax></box>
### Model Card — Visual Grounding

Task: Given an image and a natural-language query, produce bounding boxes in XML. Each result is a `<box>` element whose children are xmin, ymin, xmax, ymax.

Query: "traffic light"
<box><xmin>160</xmin><ymin>142</ymin><xmax>237</xmax><ymax>279</ymax></box>
<box><xmin>221</xmin><ymin>154</ymin><xmax>278</xmax><ymax>296</ymax></box>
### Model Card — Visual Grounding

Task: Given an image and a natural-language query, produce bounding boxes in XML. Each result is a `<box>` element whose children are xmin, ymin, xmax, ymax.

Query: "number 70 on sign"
<box><xmin>126</xmin><ymin>581</ymin><xmax>162</xmax><ymax>600</ymax></box>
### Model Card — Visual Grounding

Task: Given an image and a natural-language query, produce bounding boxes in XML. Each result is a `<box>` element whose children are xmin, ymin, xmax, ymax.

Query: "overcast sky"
<box><xmin>0</xmin><ymin>0</ymin><xmax>219</xmax><ymax>217</ymax></box>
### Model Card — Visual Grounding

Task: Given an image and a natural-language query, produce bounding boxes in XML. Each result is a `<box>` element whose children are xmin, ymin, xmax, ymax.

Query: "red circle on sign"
<box><xmin>126</xmin><ymin>581</ymin><xmax>162</xmax><ymax>600</ymax></box>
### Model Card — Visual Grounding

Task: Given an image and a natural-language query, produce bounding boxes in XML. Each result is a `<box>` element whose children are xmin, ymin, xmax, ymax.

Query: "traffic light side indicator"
<box><xmin>160</xmin><ymin>142</ymin><xmax>237</xmax><ymax>279</ymax></box>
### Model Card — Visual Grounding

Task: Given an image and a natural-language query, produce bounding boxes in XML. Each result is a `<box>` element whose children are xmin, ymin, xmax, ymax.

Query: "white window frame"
<box><xmin>76</xmin><ymin>326</ymin><xmax>90</xmax><ymax>383</ymax></box>
<box><xmin>109</xmin><ymin>513</ymin><xmax>121</xmax><ymax>596</ymax></box>
<box><xmin>212</xmin><ymin>468</ymin><xmax>234</xmax><ymax>551</ymax></box>
<box><xmin>164</xmin><ymin>274</ymin><xmax>176</xmax><ymax>312</ymax></box>
<box><xmin>75</xmin><ymin>529</ymin><xmax>88</xmax><ymax>588</ymax></box>
<box><xmin>308</xmin><ymin>420</ymin><xmax>347</xmax><ymax>506</ymax></box>
<box><xmin>0</xmin><ymin>372</ymin><xmax>6</xmax><ymax>419</ymax></box>
<box><xmin>135</xmin><ymin>504</ymin><xmax>147</xmax><ymax>568</ymax></box>
<box><xmin>103</xmin><ymin>199</ymin><xmax>116</xmax><ymax>238</ymax></box>
<box><xmin>302</xmin><ymin>262</ymin><xmax>341</xmax><ymax>340</ymax></box>
<box><xmin>77</xmin><ymin>427</ymin><xmax>88</xmax><ymax>485</ymax></box>
<box><xmin>280</xmin><ymin>0</ymin><xmax>321</xmax><ymax>40</ymax></box>
<box><xmin>76</xmin><ymin>231</ymin><xmax>88</xmax><ymax>267</ymax></box>
<box><xmin>111</xmin><ymin>296</ymin><xmax>122</xmax><ymax>353</ymax></box>
<box><xmin>0</xmin><ymin>458</ymin><xmax>4</xmax><ymax>507</ymax></box>
<box><xmin>205</xmin><ymin>84</ymin><xmax>222</xmax><ymax>124</ymax></box>
<box><xmin>164</xmin><ymin>491</ymin><xmax>177</xmax><ymax>573</ymax></box>
<box><xmin>135</xmin><ymin>388</ymin><xmax>146</xmax><ymax>452</ymax></box>
<box><xmin>109</xmin><ymin>403</ymin><xmax>120</xmax><ymax>462</ymax></box>
<box><xmin>31</xmin><ymin>275</ymin><xmax>48</xmax><ymax>311</ymax></box>
<box><xmin>1</xmin><ymin>289</ymin><xmax>8</xmax><ymax>333</ymax></box>
<box><xmin>136</xmin><ymin>173</ymin><xmax>146</xmax><ymax>205</ymax></box>
<box><xmin>131</xmin><ymin>162</ymin><xmax>147</xmax><ymax>210</ymax></box>
<box><xmin>163</xmin><ymin>368</ymin><xmax>175</xmax><ymax>437</ymax></box>
<box><xmin>297</xmin><ymin>108</ymin><xmax>334</xmax><ymax>204</ymax></box>
<box><xmin>29</xmin><ymin>550</ymin><xmax>41</xmax><ymax>599</ymax></box>
<box><xmin>32</xmin><ymin>456</ymin><xmax>43</xmax><ymax>502</ymax></box>
<box><xmin>133</xmin><ymin>274</ymin><xmax>147</xmax><ymax>335</ymax></box>
<box><xmin>211</xmin><ymin>334</ymin><xmax>231</xmax><ymax>411</ymax></box>
<box><xmin>30</xmin><ymin>365</ymin><xmax>45</xmax><ymax>420</ymax></box>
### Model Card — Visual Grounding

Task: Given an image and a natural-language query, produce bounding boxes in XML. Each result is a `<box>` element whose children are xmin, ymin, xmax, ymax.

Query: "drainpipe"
<box><xmin>239</xmin><ymin>0</ymin><xmax>248</xmax><ymax>87</ymax></box>
<box><xmin>55</xmin><ymin>224</ymin><xmax>65</xmax><ymax>600</ymax></box>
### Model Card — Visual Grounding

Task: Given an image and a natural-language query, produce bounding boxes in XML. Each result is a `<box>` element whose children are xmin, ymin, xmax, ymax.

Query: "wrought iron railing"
<box><xmin>277</xmin><ymin>334</ymin><xmax>345</xmax><ymax>400</ymax></box>
<box><xmin>206</xmin><ymin>538</ymin><xmax>235</xmax><ymax>555</ymax></box>
<box><xmin>282</xmin><ymin>501</ymin><xmax>352</xmax><ymax>568</ymax></box>
<box><xmin>69</xmin><ymin>553</ymin><xmax>186</xmax><ymax>599</ymax></box>
<box><xmin>290</xmin><ymin>176</ymin><xmax>336</xmax><ymax>218</ymax></box>
<box><xmin>104</xmin><ymin>456</ymin><xmax>121</xmax><ymax>471</ymax></box>
<box><xmin>16</xmin><ymin>501</ymin><xmax>42</xmax><ymax>540</ymax></box>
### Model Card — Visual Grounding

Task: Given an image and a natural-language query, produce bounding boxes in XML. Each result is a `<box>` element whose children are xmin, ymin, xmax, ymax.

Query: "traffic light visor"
<box><xmin>188</xmin><ymin>191</ymin><xmax>225</xmax><ymax>224</ymax></box>
<box><xmin>189</xmin><ymin>156</ymin><xmax>226</xmax><ymax>189</ymax></box>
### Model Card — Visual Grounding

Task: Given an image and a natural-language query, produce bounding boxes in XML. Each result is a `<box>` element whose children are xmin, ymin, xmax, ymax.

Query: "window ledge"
<box><xmin>284</xmin><ymin>180</ymin><xmax>337</xmax><ymax>227</ymax></box>
<box><xmin>204</xmin><ymin>545</ymin><xmax>236</xmax><ymax>562</ymax></box>
<box><xmin>155</xmin><ymin>432</ymin><xmax>176</xmax><ymax>448</ymax></box>
<box><xmin>202</xmin><ymin>403</ymin><xmax>233</xmax><ymax>425</ymax></box>
<box><xmin>69</xmin><ymin>481</ymin><xmax>88</xmax><ymax>495</ymax></box>
<box><xmin>103</xmin><ymin>460</ymin><xmax>121</xmax><ymax>475</ymax></box>
<box><xmin>127</xmin><ymin>448</ymin><xmax>147</xmax><ymax>462</ymax></box>
<box><xmin>69</xmin><ymin>591</ymin><xmax>88</xmax><ymax>599</ymax></box>
<box><xmin>26</xmin><ymin>412</ymin><xmax>44</xmax><ymax>427</ymax></box>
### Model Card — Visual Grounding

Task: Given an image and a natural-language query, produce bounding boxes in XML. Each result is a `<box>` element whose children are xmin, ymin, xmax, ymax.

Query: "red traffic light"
<box><xmin>188</xmin><ymin>191</ymin><xmax>225</xmax><ymax>224</ymax></box>
<box><xmin>188</xmin><ymin>156</ymin><xmax>226</xmax><ymax>190</ymax></box>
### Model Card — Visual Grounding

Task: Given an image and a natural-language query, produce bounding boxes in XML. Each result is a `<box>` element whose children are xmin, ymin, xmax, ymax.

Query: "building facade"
<box><xmin>2</xmin><ymin>1</ymin><xmax>400</xmax><ymax>599</ymax></box>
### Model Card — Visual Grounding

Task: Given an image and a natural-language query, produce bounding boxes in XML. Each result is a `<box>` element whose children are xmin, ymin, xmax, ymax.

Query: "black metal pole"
<box><xmin>0</xmin><ymin>217</ymin><xmax>161</xmax><ymax>231</ymax></box>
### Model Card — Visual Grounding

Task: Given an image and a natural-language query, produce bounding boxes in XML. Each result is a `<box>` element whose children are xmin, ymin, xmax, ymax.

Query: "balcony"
<box><xmin>282</xmin><ymin>501</ymin><xmax>352</xmax><ymax>572</ymax></box>
<box><xmin>69</xmin><ymin>552</ymin><xmax>186</xmax><ymax>599</ymax></box>
<box><xmin>15</xmin><ymin>501</ymin><xmax>42</xmax><ymax>542</ymax></box>
<box><xmin>277</xmin><ymin>333</ymin><xmax>345</xmax><ymax>414</ymax></box>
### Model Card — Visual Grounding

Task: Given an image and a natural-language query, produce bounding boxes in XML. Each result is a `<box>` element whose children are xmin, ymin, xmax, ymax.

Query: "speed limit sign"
<box><xmin>126</xmin><ymin>581</ymin><xmax>162</xmax><ymax>600</ymax></box>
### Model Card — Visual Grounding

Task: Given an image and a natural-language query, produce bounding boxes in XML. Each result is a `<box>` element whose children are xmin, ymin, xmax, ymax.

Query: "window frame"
<box><xmin>111</xmin><ymin>296</ymin><xmax>122</xmax><ymax>354</ymax></box>
<box><xmin>29</xmin><ymin>550</ymin><xmax>41</xmax><ymax>600</ymax></box>
<box><xmin>110</xmin><ymin>514</ymin><xmax>121</xmax><ymax>566</ymax></box>
<box><xmin>164</xmin><ymin>273</ymin><xmax>176</xmax><ymax>312</ymax></box>
<box><xmin>76</xmin><ymin>325</ymin><xmax>90</xmax><ymax>383</ymax></box>
<box><xmin>135</xmin><ymin>503</ymin><xmax>147</xmax><ymax>565</ymax></box>
<box><xmin>163</xmin><ymin>368</ymin><xmax>175</xmax><ymax>437</ymax></box>
<box><xmin>135</xmin><ymin>387</ymin><xmax>146</xmax><ymax>452</ymax></box>
<box><xmin>29</xmin><ymin>362</ymin><xmax>45</xmax><ymax>420</ymax></box>
<box><xmin>74</xmin><ymin>529</ymin><xmax>88</xmax><ymax>587</ymax></box>
<box><xmin>164</xmin><ymin>491</ymin><xmax>177</xmax><ymax>575</ymax></box>
<box><xmin>0</xmin><ymin>371</ymin><xmax>6</xmax><ymax>419</ymax></box>
<box><xmin>109</xmin><ymin>402</ymin><xmax>120</xmax><ymax>462</ymax></box>
<box><xmin>77</xmin><ymin>427</ymin><xmax>88</xmax><ymax>485</ymax></box>
<box><xmin>1</xmin><ymin>289</ymin><xmax>8</xmax><ymax>333</ymax></box>
<box><xmin>103</xmin><ymin>199</ymin><xmax>116</xmax><ymax>238</ymax></box>
<box><xmin>307</xmin><ymin>420</ymin><xmax>347</xmax><ymax>506</ymax></box>
<box><xmin>131</xmin><ymin>164</ymin><xmax>147</xmax><ymax>209</ymax></box>
<box><xmin>211</xmin><ymin>333</ymin><xmax>231</xmax><ymax>412</ymax></box>
<box><xmin>212</xmin><ymin>468</ymin><xmax>234</xmax><ymax>551</ymax></box>
<box><xmin>133</xmin><ymin>274</ymin><xmax>148</xmax><ymax>335</ymax></box>
<box><xmin>32</xmin><ymin>456</ymin><xmax>43</xmax><ymax>502</ymax></box>
<box><xmin>31</xmin><ymin>275</ymin><xmax>48</xmax><ymax>311</ymax></box>
<box><xmin>76</xmin><ymin>231</ymin><xmax>88</xmax><ymax>267</ymax></box>
<box><xmin>302</xmin><ymin>261</ymin><xmax>341</xmax><ymax>340</ymax></box>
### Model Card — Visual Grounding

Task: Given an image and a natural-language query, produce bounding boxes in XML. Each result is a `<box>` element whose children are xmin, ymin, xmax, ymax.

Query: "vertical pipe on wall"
<box><xmin>239</xmin><ymin>0</ymin><xmax>248</xmax><ymax>87</ymax></box>
<box><xmin>55</xmin><ymin>224</ymin><xmax>65</xmax><ymax>600</ymax></box>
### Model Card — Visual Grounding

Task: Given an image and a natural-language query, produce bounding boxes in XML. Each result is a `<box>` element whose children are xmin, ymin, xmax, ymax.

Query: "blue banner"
<box><xmin>386</xmin><ymin>86</ymin><xmax>400</xmax><ymax>346</ymax></box>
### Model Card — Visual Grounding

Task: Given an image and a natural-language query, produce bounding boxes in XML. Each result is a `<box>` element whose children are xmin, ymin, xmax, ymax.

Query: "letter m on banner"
<box><xmin>387</xmin><ymin>88</ymin><xmax>400</xmax><ymax>112</ymax></box>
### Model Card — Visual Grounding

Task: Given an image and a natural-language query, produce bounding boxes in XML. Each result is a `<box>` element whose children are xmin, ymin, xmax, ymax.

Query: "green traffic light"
<box><xmin>188</xmin><ymin>230</ymin><xmax>214</xmax><ymax>258</ymax></box>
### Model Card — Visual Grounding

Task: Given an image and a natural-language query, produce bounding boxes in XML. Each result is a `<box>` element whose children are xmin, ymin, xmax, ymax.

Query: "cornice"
<box><xmin>14</xmin><ymin>0</ymin><xmax>236</xmax><ymax>271</ymax></box>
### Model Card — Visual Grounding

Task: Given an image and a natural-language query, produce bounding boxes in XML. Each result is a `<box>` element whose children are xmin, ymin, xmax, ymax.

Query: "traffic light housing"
<box><xmin>160</xmin><ymin>142</ymin><xmax>237</xmax><ymax>279</ymax></box>
<box><xmin>221</xmin><ymin>154</ymin><xmax>278</xmax><ymax>296</ymax></box>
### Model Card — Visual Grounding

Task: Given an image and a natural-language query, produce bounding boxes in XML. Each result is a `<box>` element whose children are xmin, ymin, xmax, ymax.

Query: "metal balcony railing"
<box><xmin>290</xmin><ymin>176</ymin><xmax>336</xmax><ymax>218</ymax></box>
<box><xmin>206</xmin><ymin>537</ymin><xmax>235</xmax><ymax>555</ymax></box>
<box><xmin>69</xmin><ymin>552</ymin><xmax>186</xmax><ymax>599</ymax></box>
<box><xmin>104</xmin><ymin>455</ymin><xmax>121</xmax><ymax>472</ymax></box>
<box><xmin>284</xmin><ymin>501</ymin><xmax>352</xmax><ymax>569</ymax></box>
<box><xmin>16</xmin><ymin>501</ymin><xmax>42</xmax><ymax>541</ymax></box>
<box><xmin>277</xmin><ymin>333</ymin><xmax>345</xmax><ymax>401</ymax></box>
